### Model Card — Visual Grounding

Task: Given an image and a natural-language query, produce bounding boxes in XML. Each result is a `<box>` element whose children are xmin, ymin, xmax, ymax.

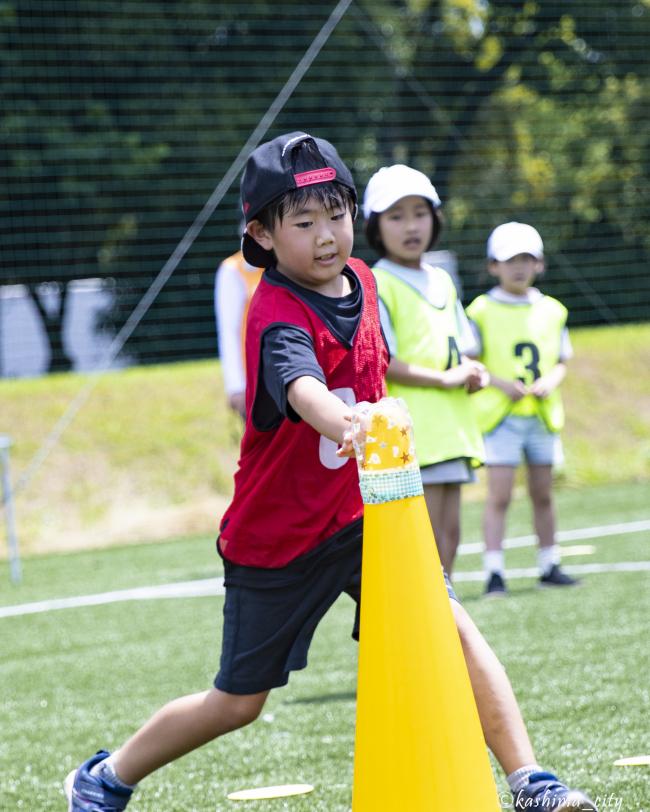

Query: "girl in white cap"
<box><xmin>363</xmin><ymin>174</ymin><xmax>598</xmax><ymax>812</ymax></box>
<box><xmin>466</xmin><ymin>222</ymin><xmax>577</xmax><ymax>596</ymax></box>
<box><xmin>363</xmin><ymin>164</ymin><xmax>487</xmax><ymax>575</ymax></box>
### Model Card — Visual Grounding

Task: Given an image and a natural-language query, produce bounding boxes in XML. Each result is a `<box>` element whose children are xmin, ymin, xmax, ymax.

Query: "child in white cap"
<box><xmin>362</xmin><ymin>178</ymin><xmax>597</xmax><ymax>811</ymax></box>
<box><xmin>363</xmin><ymin>164</ymin><xmax>487</xmax><ymax>575</ymax></box>
<box><xmin>466</xmin><ymin>222</ymin><xmax>578</xmax><ymax>596</ymax></box>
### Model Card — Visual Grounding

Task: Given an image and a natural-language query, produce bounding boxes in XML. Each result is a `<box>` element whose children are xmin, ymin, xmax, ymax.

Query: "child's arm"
<box><xmin>287</xmin><ymin>375</ymin><xmax>357</xmax><ymax>456</ymax></box>
<box><xmin>386</xmin><ymin>357</ymin><xmax>486</xmax><ymax>391</ymax></box>
<box><xmin>487</xmin><ymin>374</ymin><xmax>528</xmax><ymax>402</ymax></box>
<box><xmin>528</xmin><ymin>362</ymin><xmax>567</xmax><ymax>398</ymax></box>
<box><xmin>215</xmin><ymin>259</ymin><xmax>247</xmax><ymax>415</ymax></box>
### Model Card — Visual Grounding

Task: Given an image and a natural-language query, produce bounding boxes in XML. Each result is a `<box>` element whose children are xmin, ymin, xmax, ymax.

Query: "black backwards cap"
<box><xmin>240</xmin><ymin>132</ymin><xmax>357</xmax><ymax>267</ymax></box>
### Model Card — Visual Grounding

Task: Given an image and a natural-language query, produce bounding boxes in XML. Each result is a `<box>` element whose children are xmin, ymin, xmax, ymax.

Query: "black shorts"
<box><xmin>214</xmin><ymin>519</ymin><xmax>458</xmax><ymax>695</ymax></box>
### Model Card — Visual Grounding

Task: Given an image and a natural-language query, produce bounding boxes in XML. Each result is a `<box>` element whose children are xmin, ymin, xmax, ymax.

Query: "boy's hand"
<box><xmin>528</xmin><ymin>363</ymin><xmax>567</xmax><ymax>399</ymax></box>
<box><xmin>501</xmin><ymin>379</ymin><xmax>528</xmax><ymax>402</ymax></box>
<box><xmin>441</xmin><ymin>360</ymin><xmax>485</xmax><ymax>390</ymax></box>
<box><xmin>464</xmin><ymin>361</ymin><xmax>489</xmax><ymax>393</ymax></box>
<box><xmin>336</xmin><ymin>412</ymin><xmax>369</xmax><ymax>459</ymax></box>
<box><xmin>528</xmin><ymin>376</ymin><xmax>553</xmax><ymax>399</ymax></box>
<box><xmin>336</xmin><ymin>416</ymin><xmax>357</xmax><ymax>458</ymax></box>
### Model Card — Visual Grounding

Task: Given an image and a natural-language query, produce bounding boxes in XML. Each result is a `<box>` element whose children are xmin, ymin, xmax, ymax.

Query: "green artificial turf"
<box><xmin>1</xmin><ymin>481</ymin><xmax>649</xmax><ymax>810</ymax></box>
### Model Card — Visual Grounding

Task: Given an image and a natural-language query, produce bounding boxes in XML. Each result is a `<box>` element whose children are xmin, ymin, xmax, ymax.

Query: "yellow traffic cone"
<box><xmin>351</xmin><ymin>398</ymin><xmax>500</xmax><ymax>811</ymax></box>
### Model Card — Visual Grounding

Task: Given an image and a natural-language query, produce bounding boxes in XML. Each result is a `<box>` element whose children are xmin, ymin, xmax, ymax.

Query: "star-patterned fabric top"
<box><xmin>352</xmin><ymin>398</ymin><xmax>423</xmax><ymax>504</ymax></box>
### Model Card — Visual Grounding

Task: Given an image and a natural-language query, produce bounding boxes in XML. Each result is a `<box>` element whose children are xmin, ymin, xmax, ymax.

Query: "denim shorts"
<box><xmin>483</xmin><ymin>415</ymin><xmax>563</xmax><ymax>467</ymax></box>
<box><xmin>215</xmin><ymin>519</ymin><xmax>458</xmax><ymax>695</ymax></box>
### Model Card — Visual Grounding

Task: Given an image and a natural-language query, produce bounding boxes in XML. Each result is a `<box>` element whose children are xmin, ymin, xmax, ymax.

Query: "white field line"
<box><xmin>1</xmin><ymin>518</ymin><xmax>648</xmax><ymax>619</ymax></box>
<box><xmin>457</xmin><ymin>518</ymin><xmax>650</xmax><ymax>556</ymax></box>
<box><xmin>453</xmin><ymin>560</ymin><xmax>650</xmax><ymax>582</ymax></box>
<box><xmin>0</xmin><ymin>578</ymin><xmax>225</xmax><ymax>619</ymax></box>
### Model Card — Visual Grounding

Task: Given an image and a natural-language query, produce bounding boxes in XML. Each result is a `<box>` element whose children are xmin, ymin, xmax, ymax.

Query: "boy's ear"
<box><xmin>246</xmin><ymin>220</ymin><xmax>273</xmax><ymax>251</ymax></box>
<box><xmin>486</xmin><ymin>260</ymin><xmax>499</xmax><ymax>278</ymax></box>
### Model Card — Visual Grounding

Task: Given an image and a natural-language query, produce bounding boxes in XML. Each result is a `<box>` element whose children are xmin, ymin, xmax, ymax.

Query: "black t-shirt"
<box><xmin>252</xmin><ymin>265</ymin><xmax>363</xmax><ymax>431</ymax></box>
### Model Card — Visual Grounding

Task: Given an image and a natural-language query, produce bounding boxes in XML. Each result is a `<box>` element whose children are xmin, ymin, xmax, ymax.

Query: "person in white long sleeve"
<box><xmin>214</xmin><ymin>247</ymin><xmax>263</xmax><ymax>417</ymax></box>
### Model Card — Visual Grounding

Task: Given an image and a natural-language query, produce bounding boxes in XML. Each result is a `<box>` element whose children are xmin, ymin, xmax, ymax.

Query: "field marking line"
<box><xmin>452</xmin><ymin>560</ymin><xmax>650</xmax><ymax>582</ymax></box>
<box><xmin>457</xmin><ymin>518</ymin><xmax>650</xmax><ymax>556</ymax></box>
<box><xmin>1</xmin><ymin>518</ymin><xmax>648</xmax><ymax>619</ymax></box>
<box><xmin>0</xmin><ymin>561</ymin><xmax>650</xmax><ymax>620</ymax></box>
<box><xmin>0</xmin><ymin>578</ymin><xmax>225</xmax><ymax>618</ymax></box>
<box><xmin>2</xmin><ymin>561</ymin><xmax>650</xmax><ymax>620</ymax></box>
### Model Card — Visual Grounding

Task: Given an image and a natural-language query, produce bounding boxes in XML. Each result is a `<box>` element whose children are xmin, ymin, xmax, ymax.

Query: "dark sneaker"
<box><xmin>513</xmin><ymin>771</ymin><xmax>598</xmax><ymax>810</ymax></box>
<box><xmin>484</xmin><ymin>571</ymin><xmax>507</xmax><ymax>598</ymax></box>
<box><xmin>539</xmin><ymin>564</ymin><xmax>579</xmax><ymax>588</ymax></box>
<box><xmin>64</xmin><ymin>750</ymin><xmax>133</xmax><ymax>811</ymax></box>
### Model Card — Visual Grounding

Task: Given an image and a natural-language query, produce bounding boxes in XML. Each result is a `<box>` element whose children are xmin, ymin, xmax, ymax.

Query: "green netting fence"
<box><xmin>2</xmin><ymin>1</ymin><xmax>649</xmax><ymax>374</ymax></box>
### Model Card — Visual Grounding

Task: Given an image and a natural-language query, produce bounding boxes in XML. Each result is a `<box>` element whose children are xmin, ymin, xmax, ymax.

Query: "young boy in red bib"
<box><xmin>65</xmin><ymin>133</ymin><xmax>596</xmax><ymax>812</ymax></box>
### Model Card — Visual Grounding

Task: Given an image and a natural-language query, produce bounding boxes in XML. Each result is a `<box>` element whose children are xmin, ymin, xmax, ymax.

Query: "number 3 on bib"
<box><xmin>319</xmin><ymin>387</ymin><xmax>357</xmax><ymax>470</ymax></box>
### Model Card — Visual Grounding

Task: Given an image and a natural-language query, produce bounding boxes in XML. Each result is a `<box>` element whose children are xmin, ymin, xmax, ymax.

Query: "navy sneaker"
<box><xmin>539</xmin><ymin>564</ymin><xmax>579</xmax><ymax>588</ymax></box>
<box><xmin>513</xmin><ymin>771</ymin><xmax>598</xmax><ymax>810</ymax></box>
<box><xmin>484</xmin><ymin>571</ymin><xmax>507</xmax><ymax>598</ymax></box>
<box><xmin>64</xmin><ymin>751</ymin><xmax>133</xmax><ymax>811</ymax></box>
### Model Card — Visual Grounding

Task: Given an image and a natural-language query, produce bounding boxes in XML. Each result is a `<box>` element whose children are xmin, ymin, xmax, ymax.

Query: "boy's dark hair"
<box><xmin>255</xmin><ymin>181</ymin><xmax>356</xmax><ymax>233</ymax></box>
<box><xmin>364</xmin><ymin>202</ymin><xmax>444</xmax><ymax>257</ymax></box>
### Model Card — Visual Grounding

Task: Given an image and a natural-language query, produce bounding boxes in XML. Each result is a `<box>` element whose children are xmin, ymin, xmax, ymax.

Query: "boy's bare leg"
<box><xmin>452</xmin><ymin>601</ymin><xmax>536</xmax><ymax>774</ymax></box>
<box><xmin>112</xmin><ymin>688</ymin><xmax>269</xmax><ymax>785</ymax></box>
<box><xmin>484</xmin><ymin>466</ymin><xmax>516</xmax><ymax>552</ymax></box>
<box><xmin>527</xmin><ymin>464</ymin><xmax>555</xmax><ymax>549</ymax></box>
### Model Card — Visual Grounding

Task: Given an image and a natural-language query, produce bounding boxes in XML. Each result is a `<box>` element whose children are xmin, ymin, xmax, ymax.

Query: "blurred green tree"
<box><xmin>358</xmin><ymin>0</ymin><xmax>650</xmax><ymax>314</ymax></box>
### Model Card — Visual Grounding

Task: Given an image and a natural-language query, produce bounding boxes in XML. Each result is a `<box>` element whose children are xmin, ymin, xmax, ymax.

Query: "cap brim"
<box><xmin>490</xmin><ymin>247</ymin><xmax>543</xmax><ymax>261</ymax></box>
<box><xmin>364</xmin><ymin>189</ymin><xmax>440</xmax><ymax>219</ymax></box>
<box><xmin>241</xmin><ymin>232</ymin><xmax>273</xmax><ymax>268</ymax></box>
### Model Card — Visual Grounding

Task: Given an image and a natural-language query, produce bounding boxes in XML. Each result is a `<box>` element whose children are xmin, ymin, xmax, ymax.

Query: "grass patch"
<box><xmin>563</xmin><ymin>323</ymin><xmax>650</xmax><ymax>485</ymax></box>
<box><xmin>0</xmin><ymin>360</ymin><xmax>241</xmax><ymax>554</ymax></box>
<box><xmin>1</xmin><ymin>479</ymin><xmax>648</xmax><ymax>606</ymax></box>
<box><xmin>0</xmin><ymin>322</ymin><xmax>648</xmax><ymax>556</ymax></box>
<box><xmin>1</xmin><ymin>481</ymin><xmax>648</xmax><ymax>810</ymax></box>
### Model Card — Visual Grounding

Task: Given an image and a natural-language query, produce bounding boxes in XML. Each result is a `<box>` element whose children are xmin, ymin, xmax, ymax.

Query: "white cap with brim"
<box><xmin>487</xmin><ymin>222</ymin><xmax>544</xmax><ymax>261</ymax></box>
<box><xmin>363</xmin><ymin>164</ymin><xmax>441</xmax><ymax>219</ymax></box>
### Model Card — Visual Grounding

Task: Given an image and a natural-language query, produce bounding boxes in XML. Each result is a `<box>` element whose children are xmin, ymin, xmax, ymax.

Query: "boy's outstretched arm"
<box><xmin>287</xmin><ymin>375</ymin><xmax>356</xmax><ymax>456</ymax></box>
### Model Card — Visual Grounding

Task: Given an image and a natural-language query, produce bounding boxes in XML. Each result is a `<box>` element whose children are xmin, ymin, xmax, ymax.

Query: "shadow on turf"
<box><xmin>287</xmin><ymin>691</ymin><xmax>356</xmax><ymax>705</ymax></box>
<box><xmin>459</xmin><ymin>583</ymin><xmax>544</xmax><ymax>604</ymax></box>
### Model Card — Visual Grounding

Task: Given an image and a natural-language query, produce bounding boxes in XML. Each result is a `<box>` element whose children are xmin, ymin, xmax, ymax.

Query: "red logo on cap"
<box><xmin>294</xmin><ymin>167</ymin><xmax>337</xmax><ymax>187</ymax></box>
<box><xmin>243</xmin><ymin>202</ymin><xmax>251</xmax><ymax>213</ymax></box>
